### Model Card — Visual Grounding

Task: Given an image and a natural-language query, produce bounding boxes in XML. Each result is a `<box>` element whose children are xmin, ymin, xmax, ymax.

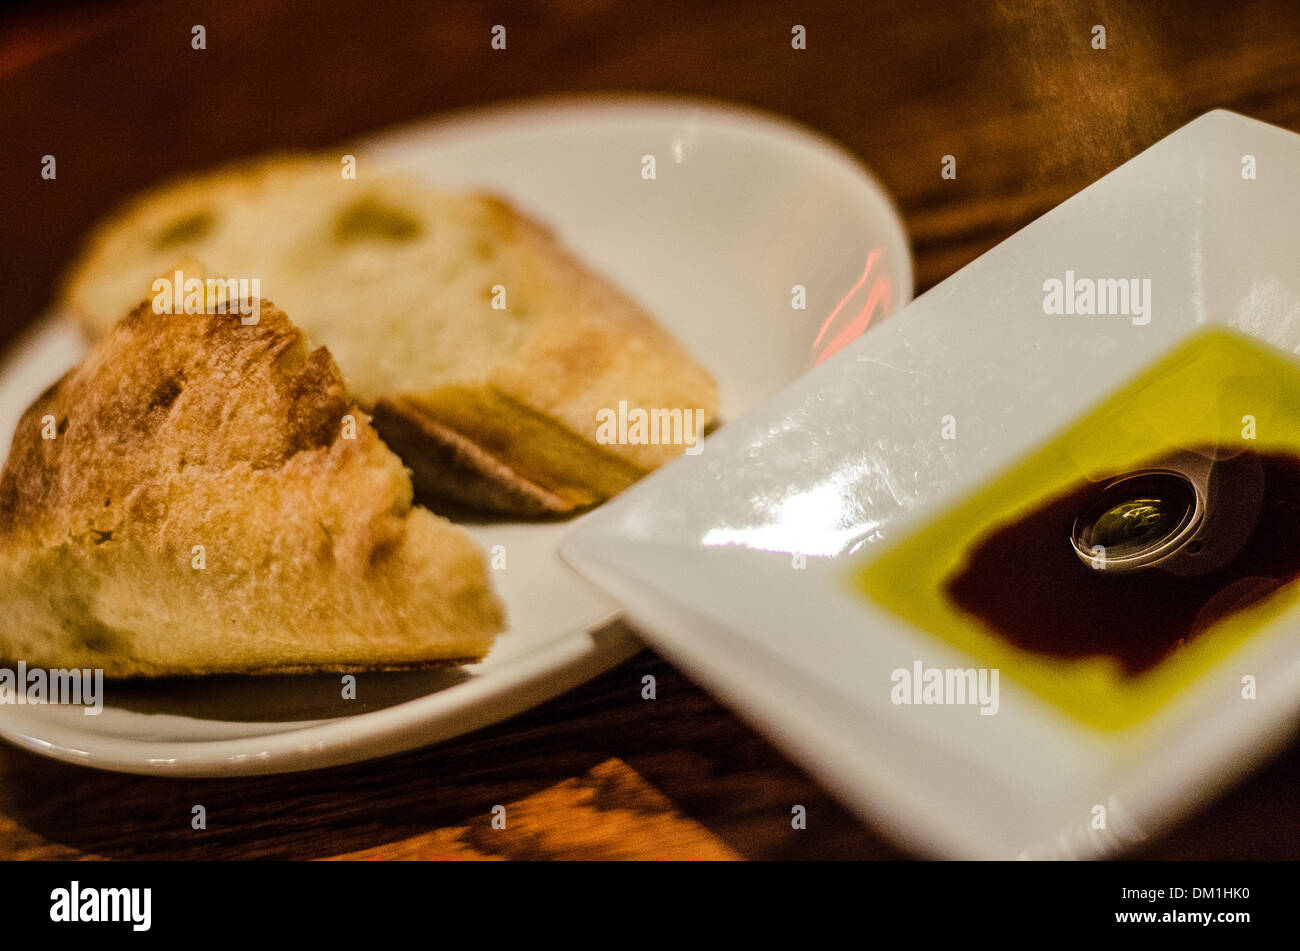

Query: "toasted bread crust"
<box><xmin>373</xmin><ymin>395</ymin><xmax>584</xmax><ymax>516</ymax></box>
<box><xmin>0</xmin><ymin>298</ymin><xmax>506</xmax><ymax>676</ymax></box>
<box><xmin>470</xmin><ymin>194</ymin><xmax>718</xmax><ymax>472</ymax></box>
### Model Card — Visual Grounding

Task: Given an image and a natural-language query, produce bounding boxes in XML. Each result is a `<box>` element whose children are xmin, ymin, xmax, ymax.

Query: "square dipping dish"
<box><xmin>564</xmin><ymin>110</ymin><xmax>1300</xmax><ymax>858</ymax></box>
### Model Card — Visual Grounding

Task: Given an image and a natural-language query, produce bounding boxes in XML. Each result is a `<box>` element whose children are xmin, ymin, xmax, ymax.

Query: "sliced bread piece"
<box><xmin>60</xmin><ymin>155</ymin><xmax>718</xmax><ymax>515</ymax></box>
<box><xmin>0</xmin><ymin>293</ymin><xmax>505</xmax><ymax>677</ymax></box>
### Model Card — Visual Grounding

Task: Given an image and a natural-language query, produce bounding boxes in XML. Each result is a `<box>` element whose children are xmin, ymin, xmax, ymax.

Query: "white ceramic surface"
<box><xmin>0</xmin><ymin>95</ymin><xmax>912</xmax><ymax>776</ymax></box>
<box><xmin>563</xmin><ymin>110</ymin><xmax>1300</xmax><ymax>858</ymax></box>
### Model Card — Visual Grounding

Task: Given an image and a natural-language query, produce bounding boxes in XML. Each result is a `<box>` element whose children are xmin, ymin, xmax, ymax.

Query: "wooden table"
<box><xmin>3</xmin><ymin>0</ymin><xmax>1300</xmax><ymax>860</ymax></box>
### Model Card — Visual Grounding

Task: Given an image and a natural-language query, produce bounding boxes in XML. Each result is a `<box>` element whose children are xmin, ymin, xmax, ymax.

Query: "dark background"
<box><xmin>2</xmin><ymin>0</ymin><xmax>1300</xmax><ymax>859</ymax></box>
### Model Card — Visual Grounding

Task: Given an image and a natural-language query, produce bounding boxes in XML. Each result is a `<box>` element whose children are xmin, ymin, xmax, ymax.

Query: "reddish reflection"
<box><xmin>812</xmin><ymin>249</ymin><xmax>893</xmax><ymax>366</ymax></box>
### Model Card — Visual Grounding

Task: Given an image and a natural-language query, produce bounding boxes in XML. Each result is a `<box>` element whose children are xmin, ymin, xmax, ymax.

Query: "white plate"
<box><xmin>0</xmin><ymin>95</ymin><xmax>912</xmax><ymax>776</ymax></box>
<box><xmin>564</xmin><ymin>109</ymin><xmax>1300</xmax><ymax>858</ymax></box>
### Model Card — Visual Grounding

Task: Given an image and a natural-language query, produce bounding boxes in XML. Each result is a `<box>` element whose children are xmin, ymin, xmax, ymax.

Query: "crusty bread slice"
<box><xmin>60</xmin><ymin>155</ymin><xmax>718</xmax><ymax>515</ymax></box>
<box><xmin>0</xmin><ymin>294</ymin><xmax>505</xmax><ymax>677</ymax></box>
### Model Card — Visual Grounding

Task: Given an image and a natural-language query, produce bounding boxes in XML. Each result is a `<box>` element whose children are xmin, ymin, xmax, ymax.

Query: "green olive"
<box><xmin>154</xmin><ymin>209</ymin><xmax>215</xmax><ymax>248</ymax></box>
<box><xmin>334</xmin><ymin>195</ymin><xmax>422</xmax><ymax>243</ymax></box>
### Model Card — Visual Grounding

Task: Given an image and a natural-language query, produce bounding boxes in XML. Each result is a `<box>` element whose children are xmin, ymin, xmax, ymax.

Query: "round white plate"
<box><xmin>0</xmin><ymin>95</ymin><xmax>911</xmax><ymax>776</ymax></box>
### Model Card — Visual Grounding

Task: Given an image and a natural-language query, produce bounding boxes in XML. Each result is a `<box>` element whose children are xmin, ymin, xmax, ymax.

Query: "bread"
<box><xmin>61</xmin><ymin>155</ymin><xmax>719</xmax><ymax>515</ymax></box>
<box><xmin>0</xmin><ymin>293</ymin><xmax>505</xmax><ymax>677</ymax></box>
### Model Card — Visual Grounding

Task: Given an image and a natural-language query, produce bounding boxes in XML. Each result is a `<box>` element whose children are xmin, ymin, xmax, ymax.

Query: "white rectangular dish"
<box><xmin>562</xmin><ymin>110</ymin><xmax>1300</xmax><ymax>858</ymax></box>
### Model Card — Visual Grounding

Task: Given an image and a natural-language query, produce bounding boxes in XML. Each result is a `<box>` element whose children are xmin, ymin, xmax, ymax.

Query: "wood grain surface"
<box><xmin>3</xmin><ymin>0</ymin><xmax>1300</xmax><ymax>859</ymax></box>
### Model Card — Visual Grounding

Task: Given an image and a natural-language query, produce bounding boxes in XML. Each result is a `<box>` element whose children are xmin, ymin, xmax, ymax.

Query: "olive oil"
<box><xmin>854</xmin><ymin>328</ymin><xmax>1300</xmax><ymax>728</ymax></box>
